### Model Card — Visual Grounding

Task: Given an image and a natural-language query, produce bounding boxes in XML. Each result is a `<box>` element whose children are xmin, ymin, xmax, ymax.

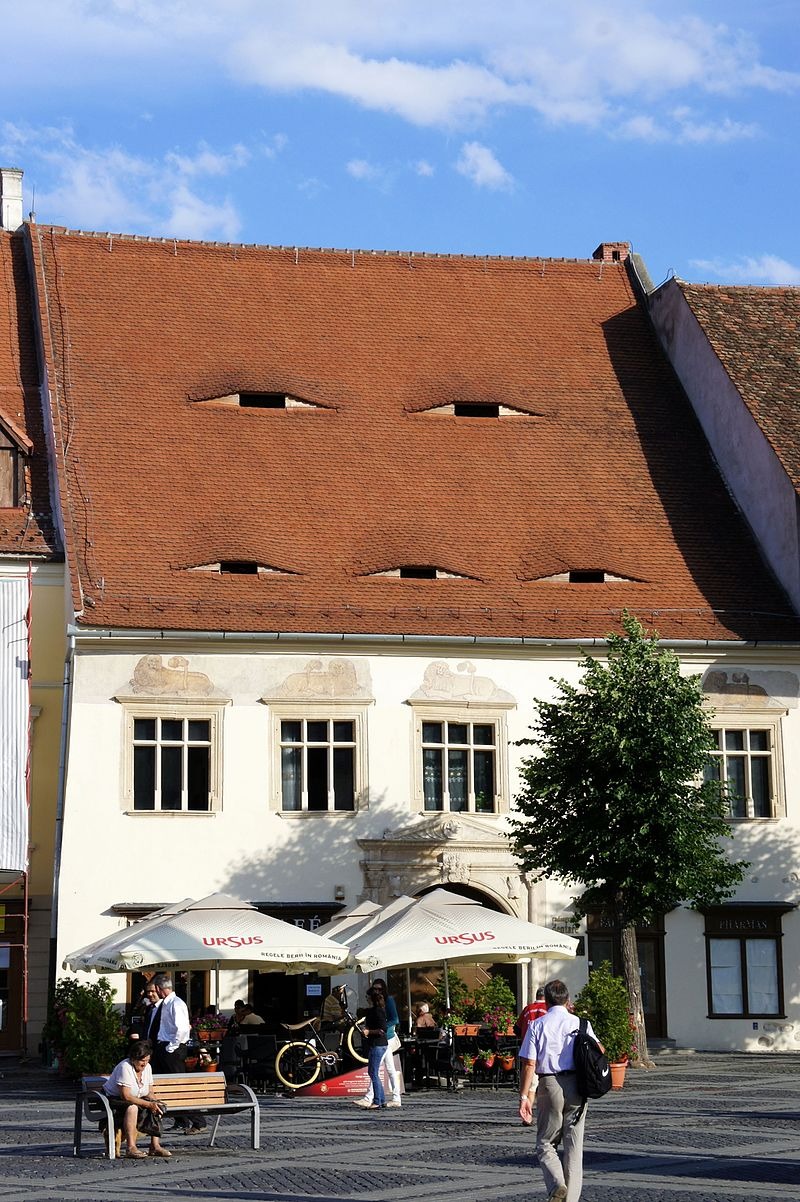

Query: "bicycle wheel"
<box><xmin>275</xmin><ymin>1041</ymin><xmax>322</xmax><ymax>1089</ymax></box>
<box><xmin>345</xmin><ymin>1021</ymin><xmax>368</xmax><ymax>1065</ymax></box>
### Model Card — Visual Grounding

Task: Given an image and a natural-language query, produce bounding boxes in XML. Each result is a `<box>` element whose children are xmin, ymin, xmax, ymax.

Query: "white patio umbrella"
<box><xmin>318</xmin><ymin>888</ymin><xmax>577</xmax><ymax>1010</ymax></box>
<box><xmin>64</xmin><ymin>892</ymin><xmax>350</xmax><ymax>975</ymax></box>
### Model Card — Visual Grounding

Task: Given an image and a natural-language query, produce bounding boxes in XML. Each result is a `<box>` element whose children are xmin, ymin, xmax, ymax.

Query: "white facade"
<box><xmin>56</xmin><ymin>635</ymin><xmax>800</xmax><ymax>1052</ymax></box>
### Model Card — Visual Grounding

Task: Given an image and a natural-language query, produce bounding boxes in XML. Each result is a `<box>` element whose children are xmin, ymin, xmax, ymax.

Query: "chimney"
<box><xmin>592</xmin><ymin>241</ymin><xmax>630</xmax><ymax>263</ymax></box>
<box><xmin>0</xmin><ymin>168</ymin><xmax>24</xmax><ymax>231</ymax></box>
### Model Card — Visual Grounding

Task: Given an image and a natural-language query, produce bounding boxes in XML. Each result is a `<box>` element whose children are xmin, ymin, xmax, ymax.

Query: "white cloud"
<box><xmin>1</xmin><ymin>122</ymin><xmax>246</xmax><ymax>238</ymax></box>
<box><xmin>165</xmin><ymin>143</ymin><xmax>250</xmax><ymax>178</ymax></box>
<box><xmin>615</xmin><ymin>106</ymin><xmax>758</xmax><ymax>144</ymax></box>
<box><xmin>690</xmin><ymin>254</ymin><xmax>800</xmax><ymax>286</ymax></box>
<box><xmin>415</xmin><ymin>159</ymin><xmax>435</xmax><ymax>177</ymax></box>
<box><xmin>262</xmin><ymin>133</ymin><xmax>288</xmax><ymax>159</ymax></box>
<box><xmin>455</xmin><ymin>141</ymin><xmax>514</xmax><ymax>191</ymax></box>
<box><xmin>5</xmin><ymin>3</ymin><xmax>797</xmax><ymax>139</ymax></box>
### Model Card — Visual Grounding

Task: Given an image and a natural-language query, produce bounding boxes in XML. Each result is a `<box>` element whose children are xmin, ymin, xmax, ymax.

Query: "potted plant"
<box><xmin>476</xmin><ymin>1049</ymin><xmax>496</xmax><ymax>1070</ymax></box>
<box><xmin>473</xmin><ymin>972</ymin><xmax>517</xmax><ymax>1035</ymax></box>
<box><xmin>574</xmin><ymin>962</ymin><xmax>635</xmax><ymax>1087</ymax></box>
<box><xmin>43</xmin><ymin>976</ymin><xmax>127</xmax><ymax>1078</ymax></box>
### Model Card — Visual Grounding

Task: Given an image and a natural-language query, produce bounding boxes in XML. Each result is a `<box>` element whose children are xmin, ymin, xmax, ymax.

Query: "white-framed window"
<box><xmin>703</xmin><ymin>713</ymin><xmax>785</xmax><ymax>819</ymax></box>
<box><xmin>267</xmin><ymin>702</ymin><xmax>370</xmax><ymax>813</ymax></box>
<box><xmin>410</xmin><ymin>704</ymin><xmax>511</xmax><ymax>814</ymax></box>
<box><xmin>703</xmin><ymin>905</ymin><xmax>791</xmax><ymax>1018</ymax></box>
<box><xmin>121</xmin><ymin>700</ymin><xmax>227</xmax><ymax>813</ymax></box>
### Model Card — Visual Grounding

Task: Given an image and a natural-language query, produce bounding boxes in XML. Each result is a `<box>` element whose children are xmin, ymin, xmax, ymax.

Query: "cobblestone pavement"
<box><xmin>1</xmin><ymin>1052</ymin><xmax>798</xmax><ymax>1202</ymax></box>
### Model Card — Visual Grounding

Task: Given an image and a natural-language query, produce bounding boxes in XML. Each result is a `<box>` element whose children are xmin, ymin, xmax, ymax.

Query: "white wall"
<box><xmin>57</xmin><ymin>641</ymin><xmax>800</xmax><ymax>1049</ymax></box>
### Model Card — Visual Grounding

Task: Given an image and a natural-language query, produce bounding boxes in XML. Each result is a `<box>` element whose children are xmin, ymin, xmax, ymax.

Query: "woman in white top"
<box><xmin>103</xmin><ymin>1040</ymin><xmax>171</xmax><ymax>1159</ymax></box>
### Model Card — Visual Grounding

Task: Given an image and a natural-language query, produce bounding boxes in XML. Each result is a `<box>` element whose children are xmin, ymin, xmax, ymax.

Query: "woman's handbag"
<box><xmin>136</xmin><ymin>1099</ymin><xmax>166</xmax><ymax>1137</ymax></box>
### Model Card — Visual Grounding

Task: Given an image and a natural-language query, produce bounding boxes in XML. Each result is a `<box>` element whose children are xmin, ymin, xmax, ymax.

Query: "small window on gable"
<box><xmin>0</xmin><ymin>432</ymin><xmax>25</xmax><ymax>508</ymax></box>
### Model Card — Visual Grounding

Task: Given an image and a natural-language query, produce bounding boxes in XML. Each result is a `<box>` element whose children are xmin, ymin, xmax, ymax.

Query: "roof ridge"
<box><xmin>30</xmin><ymin>223</ymin><xmax>627</xmax><ymax>266</ymax></box>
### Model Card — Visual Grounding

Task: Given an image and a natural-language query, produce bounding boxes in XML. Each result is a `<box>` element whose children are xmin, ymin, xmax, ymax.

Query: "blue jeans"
<box><xmin>367</xmin><ymin>1045</ymin><xmax>386</xmax><ymax>1106</ymax></box>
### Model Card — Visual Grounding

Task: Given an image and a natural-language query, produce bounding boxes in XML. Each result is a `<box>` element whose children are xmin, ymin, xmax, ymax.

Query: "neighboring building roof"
<box><xmin>27</xmin><ymin>226</ymin><xmax>799</xmax><ymax>642</ymax></box>
<box><xmin>677</xmin><ymin>281</ymin><xmax>800</xmax><ymax>491</ymax></box>
<box><xmin>0</xmin><ymin>231</ymin><xmax>59</xmax><ymax>558</ymax></box>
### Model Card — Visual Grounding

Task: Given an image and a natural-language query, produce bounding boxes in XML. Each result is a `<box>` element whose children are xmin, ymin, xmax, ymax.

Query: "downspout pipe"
<box><xmin>48</xmin><ymin>630</ymin><xmax>75</xmax><ymax>999</ymax></box>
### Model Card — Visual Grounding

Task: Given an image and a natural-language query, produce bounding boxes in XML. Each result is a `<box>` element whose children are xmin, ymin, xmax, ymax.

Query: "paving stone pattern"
<box><xmin>0</xmin><ymin>1052</ymin><xmax>798</xmax><ymax>1201</ymax></box>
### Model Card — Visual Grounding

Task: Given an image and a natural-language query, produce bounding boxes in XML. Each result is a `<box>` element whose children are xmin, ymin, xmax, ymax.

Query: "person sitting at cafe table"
<box><xmin>321</xmin><ymin>985</ymin><xmax>347</xmax><ymax>1029</ymax></box>
<box><xmin>415</xmin><ymin>1003</ymin><xmax>436</xmax><ymax>1030</ymax></box>
<box><xmin>231</xmin><ymin>1001</ymin><xmax>265</xmax><ymax>1028</ymax></box>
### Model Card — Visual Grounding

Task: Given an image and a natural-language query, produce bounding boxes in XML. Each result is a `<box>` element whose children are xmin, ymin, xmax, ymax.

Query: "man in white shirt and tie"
<box><xmin>150</xmin><ymin>972</ymin><xmax>204</xmax><ymax>1133</ymax></box>
<box><xmin>518</xmin><ymin>979</ymin><xmax>599</xmax><ymax>1202</ymax></box>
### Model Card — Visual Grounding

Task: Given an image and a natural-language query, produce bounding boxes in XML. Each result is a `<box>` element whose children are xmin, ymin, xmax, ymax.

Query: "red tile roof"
<box><xmin>0</xmin><ymin>231</ymin><xmax>58</xmax><ymax>558</ymax></box>
<box><xmin>28</xmin><ymin>226</ymin><xmax>798</xmax><ymax>641</ymax></box>
<box><xmin>678</xmin><ymin>282</ymin><xmax>800</xmax><ymax>492</ymax></box>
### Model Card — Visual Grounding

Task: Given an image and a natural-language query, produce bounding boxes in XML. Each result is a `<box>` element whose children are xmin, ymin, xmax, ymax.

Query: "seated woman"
<box><xmin>103</xmin><ymin>1040</ymin><xmax>171</xmax><ymax>1159</ymax></box>
<box><xmin>415</xmin><ymin>1003</ymin><xmax>437</xmax><ymax>1030</ymax></box>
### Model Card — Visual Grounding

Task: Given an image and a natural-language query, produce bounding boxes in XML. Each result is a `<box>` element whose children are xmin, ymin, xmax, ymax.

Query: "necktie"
<box><xmin>148</xmin><ymin>1002</ymin><xmax>163</xmax><ymax>1041</ymax></box>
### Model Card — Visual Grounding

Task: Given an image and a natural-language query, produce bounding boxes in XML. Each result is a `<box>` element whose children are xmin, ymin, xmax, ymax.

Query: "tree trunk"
<box><xmin>620</xmin><ymin>921</ymin><xmax>655</xmax><ymax>1070</ymax></box>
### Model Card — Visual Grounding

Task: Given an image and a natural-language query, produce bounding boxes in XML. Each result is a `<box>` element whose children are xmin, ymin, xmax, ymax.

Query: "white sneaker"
<box><xmin>352</xmin><ymin>1098</ymin><xmax>373</xmax><ymax>1108</ymax></box>
<box><xmin>385</xmin><ymin>1100</ymin><xmax>402</xmax><ymax>1108</ymax></box>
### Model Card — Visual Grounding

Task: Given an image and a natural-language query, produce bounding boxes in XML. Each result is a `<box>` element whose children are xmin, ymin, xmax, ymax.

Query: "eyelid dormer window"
<box><xmin>193</xmin><ymin>392</ymin><xmax>322</xmax><ymax>410</ymax></box>
<box><xmin>533</xmin><ymin>569</ymin><xmax>639</xmax><ymax>584</ymax></box>
<box><xmin>368</xmin><ymin>565</ymin><xmax>471</xmax><ymax>580</ymax></box>
<box><xmin>186</xmin><ymin>560</ymin><xmax>296</xmax><ymax>576</ymax></box>
<box><xmin>422</xmin><ymin>402</ymin><xmax>535</xmax><ymax>418</ymax></box>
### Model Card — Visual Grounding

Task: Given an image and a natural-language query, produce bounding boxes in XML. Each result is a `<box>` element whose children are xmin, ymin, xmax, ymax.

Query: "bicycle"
<box><xmin>274</xmin><ymin>986</ymin><xmax>368</xmax><ymax>1089</ymax></box>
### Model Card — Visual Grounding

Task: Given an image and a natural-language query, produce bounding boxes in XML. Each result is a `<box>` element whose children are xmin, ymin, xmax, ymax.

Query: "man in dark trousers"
<box><xmin>518</xmin><ymin>979</ymin><xmax>599</xmax><ymax>1202</ymax></box>
<box><xmin>149</xmin><ymin>972</ymin><xmax>205</xmax><ymax>1134</ymax></box>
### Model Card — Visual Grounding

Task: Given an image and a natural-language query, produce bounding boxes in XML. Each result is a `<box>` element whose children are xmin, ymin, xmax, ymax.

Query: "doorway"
<box><xmin>586</xmin><ymin>914</ymin><xmax>667</xmax><ymax>1039</ymax></box>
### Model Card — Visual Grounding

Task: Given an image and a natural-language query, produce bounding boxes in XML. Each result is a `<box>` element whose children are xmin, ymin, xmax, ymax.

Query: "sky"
<box><xmin>2</xmin><ymin>0</ymin><xmax>799</xmax><ymax>287</ymax></box>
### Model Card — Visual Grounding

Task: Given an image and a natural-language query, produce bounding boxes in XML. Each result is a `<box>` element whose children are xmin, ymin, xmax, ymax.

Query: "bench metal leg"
<box><xmin>73</xmin><ymin>1096</ymin><xmax>83</xmax><ymax>1158</ymax></box>
<box><xmin>208</xmin><ymin>1115</ymin><xmax>222</xmax><ymax>1148</ymax></box>
<box><xmin>252</xmin><ymin>1105</ymin><xmax>260</xmax><ymax>1150</ymax></box>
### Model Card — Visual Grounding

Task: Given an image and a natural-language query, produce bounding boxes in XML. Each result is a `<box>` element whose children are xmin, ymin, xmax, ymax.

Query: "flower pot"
<box><xmin>500</xmin><ymin>1056</ymin><xmax>516</xmax><ymax>1072</ymax></box>
<box><xmin>204</xmin><ymin>1062</ymin><xmax>219</xmax><ymax>1072</ymax></box>
<box><xmin>478</xmin><ymin>1054</ymin><xmax>495</xmax><ymax>1069</ymax></box>
<box><xmin>452</xmin><ymin>1025</ymin><xmax>467</xmax><ymax>1036</ymax></box>
<box><xmin>610</xmin><ymin>1061</ymin><xmax>627</xmax><ymax>1089</ymax></box>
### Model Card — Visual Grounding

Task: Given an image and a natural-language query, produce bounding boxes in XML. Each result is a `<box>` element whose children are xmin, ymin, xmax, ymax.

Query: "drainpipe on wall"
<box><xmin>48</xmin><ymin>631</ymin><xmax>75</xmax><ymax>1001</ymax></box>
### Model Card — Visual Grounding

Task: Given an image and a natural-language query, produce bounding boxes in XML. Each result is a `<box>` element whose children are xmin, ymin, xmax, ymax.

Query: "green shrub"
<box><xmin>471</xmin><ymin>972</ymin><xmax>517</xmax><ymax>1032</ymax></box>
<box><xmin>432</xmin><ymin>967</ymin><xmax>470</xmax><ymax>1021</ymax></box>
<box><xmin>43</xmin><ymin>976</ymin><xmax>127</xmax><ymax>1077</ymax></box>
<box><xmin>573</xmin><ymin>961</ymin><xmax>635</xmax><ymax>1062</ymax></box>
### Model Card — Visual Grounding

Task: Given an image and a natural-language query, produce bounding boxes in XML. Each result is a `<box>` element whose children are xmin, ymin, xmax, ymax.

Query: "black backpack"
<box><xmin>572</xmin><ymin>1017</ymin><xmax>612</xmax><ymax>1100</ymax></box>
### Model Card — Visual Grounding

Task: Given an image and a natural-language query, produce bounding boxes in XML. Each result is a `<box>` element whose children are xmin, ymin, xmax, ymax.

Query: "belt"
<box><xmin>539</xmin><ymin>1070</ymin><xmax>575</xmax><ymax>1076</ymax></box>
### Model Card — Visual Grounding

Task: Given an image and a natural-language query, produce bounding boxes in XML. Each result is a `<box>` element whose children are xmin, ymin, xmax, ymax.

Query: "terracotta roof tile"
<box><xmin>678</xmin><ymin>281</ymin><xmax>800</xmax><ymax>489</ymax></box>
<box><xmin>27</xmin><ymin>227</ymin><xmax>799</xmax><ymax>641</ymax></box>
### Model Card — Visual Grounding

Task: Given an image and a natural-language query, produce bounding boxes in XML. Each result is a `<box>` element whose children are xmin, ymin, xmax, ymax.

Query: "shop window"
<box><xmin>122</xmin><ymin>703</ymin><xmax>226</xmax><ymax>814</ymax></box>
<box><xmin>703</xmin><ymin>716</ymin><xmax>784</xmax><ymax>819</ymax></box>
<box><xmin>703</xmin><ymin>905</ymin><xmax>792</xmax><ymax>1018</ymax></box>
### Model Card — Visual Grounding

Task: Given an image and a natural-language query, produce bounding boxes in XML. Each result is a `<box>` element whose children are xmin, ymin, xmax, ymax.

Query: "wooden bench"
<box><xmin>74</xmin><ymin>1072</ymin><xmax>260</xmax><ymax>1159</ymax></box>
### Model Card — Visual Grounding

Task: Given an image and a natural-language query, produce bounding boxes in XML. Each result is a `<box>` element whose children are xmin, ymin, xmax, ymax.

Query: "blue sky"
<box><xmin>2</xmin><ymin>0</ymin><xmax>798</xmax><ymax>286</ymax></box>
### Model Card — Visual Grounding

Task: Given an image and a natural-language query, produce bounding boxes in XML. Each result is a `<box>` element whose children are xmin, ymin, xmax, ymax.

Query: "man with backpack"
<box><xmin>518</xmin><ymin>979</ymin><xmax>602</xmax><ymax>1202</ymax></box>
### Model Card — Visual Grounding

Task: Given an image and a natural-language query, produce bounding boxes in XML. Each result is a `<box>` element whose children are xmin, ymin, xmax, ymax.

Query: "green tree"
<box><xmin>509</xmin><ymin>614</ymin><xmax>747</xmax><ymax>1069</ymax></box>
